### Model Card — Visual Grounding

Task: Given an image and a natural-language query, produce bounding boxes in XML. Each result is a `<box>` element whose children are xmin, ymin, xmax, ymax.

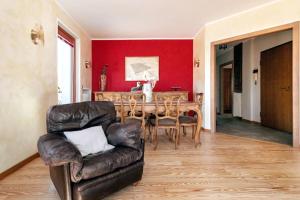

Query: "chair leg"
<box><xmin>152</xmin><ymin>127</ymin><xmax>155</xmax><ymax>146</ymax></box>
<box><xmin>178</xmin><ymin>127</ymin><xmax>181</xmax><ymax>146</ymax></box>
<box><xmin>148</xmin><ymin>124</ymin><xmax>152</xmax><ymax>143</ymax></box>
<box><xmin>172</xmin><ymin>128</ymin><xmax>176</xmax><ymax>142</ymax></box>
<box><xmin>165</xmin><ymin>129</ymin><xmax>170</xmax><ymax>138</ymax></box>
<box><xmin>183</xmin><ymin>126</ymin><xmax>187</xmax><ymax>136</ymax></box>
<box><xmin>153</xmin><ymin>127</ymin><xmax>158</xmax><ymax>150</ymax></box>
<box><xmin>168</xmin><ymin>128</ymin><xmax>173</xmax><ymax>142</ymax></box>
<box><xmin>171</xmin><ymin>129</ymin><xmax>176</xmax><ymax>140</ymax></box>
<box><xmin>144</xmin><ymin>127</ymin><xmax>147</xmax><ymax>140</ymax></box>
<box><xmin>178</xmin><ymin>126</ymin><xmax>181</xmax><ymax>142</ymax></box>
<box><xmin>142</xmin><ymin>122</ymin><xmax>146</xmax><ymax>140</ymax></box>
<box><xmin>151</xmin><ymin>125</ymin><xmax>155</xmax><ymax>143</ymax></box>
<box><xmin>175</xmin><ymin>128</ymin><xmax>179</xmax><ymax>150</ymax></box>
<box><xmin>192</xmin><ymin>125</ymin><xmax>195</xmax><ymax>139</ymax></box>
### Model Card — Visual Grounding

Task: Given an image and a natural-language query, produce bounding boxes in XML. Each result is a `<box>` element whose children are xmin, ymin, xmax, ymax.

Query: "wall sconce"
<box><xmin>253</xmin><ymin>69</ymin><xmax>258</xmax><ymax>85</ymax></box>
<box><xmin>85</xmin><ymin>61</ymin><xmax>91</xmax><ymax>69</ymax></box>
<box><xmin>31</xmin><ymin>24</ymin><xmax>44</xmax><ymax>45</ymax></box>
<box><xmin>194</xmin><ymin>58</ymin><xmax>200</xmax><ymax>68</ymax></box>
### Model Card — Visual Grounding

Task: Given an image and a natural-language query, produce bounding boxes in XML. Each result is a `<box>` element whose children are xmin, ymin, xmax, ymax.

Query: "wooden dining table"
<box><xmin>112</xmin><ymin>101</ymin><xmax>202</xmax><ymax>147</ymax></box>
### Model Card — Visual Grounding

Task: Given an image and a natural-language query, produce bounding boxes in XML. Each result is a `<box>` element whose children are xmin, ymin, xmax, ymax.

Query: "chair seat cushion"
<box><xmin>179</xmin><ymin>116</ymin><xmax>197</xmax><ymax>124</ymax></box>
<box><xmin>124</xmin><ymin>118</ymin><xmax>142</xmax><ymax>125</ymax></box>
<box><xmin>78</xmin><ymin>146</ymin><xmax>143</xmax><ymax>181</ymax></box>
<box><xmin>158</xmin><ymin>118</ymin><xmax>176</xmax><ymax>126</ymax></box>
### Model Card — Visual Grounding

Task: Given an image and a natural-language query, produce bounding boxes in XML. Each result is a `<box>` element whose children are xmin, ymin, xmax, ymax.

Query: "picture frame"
<box><xmin>125</xmin><ymin>56</ymin><xmax>159</xmax><ymax>81</ymax></box>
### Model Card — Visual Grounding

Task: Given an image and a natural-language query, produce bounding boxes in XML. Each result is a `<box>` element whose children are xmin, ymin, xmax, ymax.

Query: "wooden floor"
<box><xmin>1</xmin><ymin>131</ymin><xmax>300</xmax><ymax>199</ymax></box>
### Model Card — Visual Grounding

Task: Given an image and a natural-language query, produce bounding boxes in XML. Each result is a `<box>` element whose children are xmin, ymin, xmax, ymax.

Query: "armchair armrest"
<box><xmin>37</xmin><ymin>134</ymin><xmax>83</xmax><ymax>166</ymax></box>
<box><xmin>106</xmin><ymin>122</ymin><xmax>142</xmax><ymax>150</ymax></box>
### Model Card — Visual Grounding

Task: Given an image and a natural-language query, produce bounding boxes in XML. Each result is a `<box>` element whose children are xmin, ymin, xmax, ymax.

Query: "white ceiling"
<box><xmin>57</xmin><ymin>0</ymin><xmax>277</xmax><ymax>39</ymax></box>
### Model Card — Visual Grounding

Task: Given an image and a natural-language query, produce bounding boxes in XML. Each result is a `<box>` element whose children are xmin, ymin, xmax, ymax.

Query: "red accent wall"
<box><xmin>92</xmin><ymin>40</ymin><xmax>193</xmax><ymax>99</ymax></box>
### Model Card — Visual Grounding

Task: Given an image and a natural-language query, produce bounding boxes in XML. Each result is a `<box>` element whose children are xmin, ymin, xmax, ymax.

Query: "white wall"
<box><xmin>193</xmin><ymin>0</ymin><xmax>300</xmax><ymax>129</ymax></box>
<box><xmin>193</xmin><ymin>29</ymin><xmax>206</xmax><ymax>123</ymax></box>
<box><xmin>233</xmin><ymin>93</ymin><xmax>242</xmax><ymax>117</ymax></box>
<box><xmin>0</xmin><ymin>0</ymin><xmax>91</xmax><ymax>173</ymax></box>
<box><xmin>241</xmin><ymin>39</ymin><xmax>255</xmax><ymax>120</ymax></box>
<box><xmin>193</xmin><ymin>29</ymin><xmax>205</xmax><ymax>94</ymax></box>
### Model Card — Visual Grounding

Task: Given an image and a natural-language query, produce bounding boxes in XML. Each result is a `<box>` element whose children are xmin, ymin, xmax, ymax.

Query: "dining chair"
<box><xmin>179</xmin><ymin>93</ymin><xmax>203</xmax><ymax>139</ymax></box>
<box><xmin>121</xmin><ymin>93</ymin><xmax>146</xmax><ymax>139</ymax></box>
<box><xmin>152</xmin><ymin>94</ymin><xmax>181</xmax><ymax>150</ymax></box>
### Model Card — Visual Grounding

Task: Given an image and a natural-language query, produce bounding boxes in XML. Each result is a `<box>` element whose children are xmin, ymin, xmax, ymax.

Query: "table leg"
<box><xmin>194</xmin><ymin>108</ymin><xmax>202</xmax><ymax>148</ymax></box>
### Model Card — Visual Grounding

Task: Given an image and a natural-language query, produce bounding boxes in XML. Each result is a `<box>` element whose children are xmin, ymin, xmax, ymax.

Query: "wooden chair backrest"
<box><xmin>121</xmin><ymin>93</ymin><xmax>145</xmax><ymax>120</ymax></box>
<box><xmin>154</xmin><ymin>94</ymin><xmax>181</xmax><ymax>121</ymax></box>
<box><xmin>195</xmin><ymin>93</ymin><xmax>204</xmax><ymax>108</ymax></box>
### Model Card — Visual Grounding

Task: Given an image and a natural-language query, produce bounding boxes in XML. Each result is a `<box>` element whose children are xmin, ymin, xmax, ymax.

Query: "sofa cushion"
<box><xmin>64</xmin><ymin>126</ymin><xmax>114</xmax><ymax>157</ymax></box>
<box><xmin>106</xmin><ymin>122</ymin><xmax>141</xmax><ymax>150</ymax></box>
<box><xmin>77</xmin><ymin>146</ymin><xmax>143</xmax><ymax>181</ymax></box>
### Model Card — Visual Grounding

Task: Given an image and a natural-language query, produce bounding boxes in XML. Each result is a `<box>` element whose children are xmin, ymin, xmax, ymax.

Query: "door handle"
<box><xmin>58</xmin><ymin>86</ymin><xmax>62</xmax><ymax>94</ymax></box>
<box><xmin>280</xmin><ymin>86</ymin><xmax>291</xmax><ymax>91</ymax></box>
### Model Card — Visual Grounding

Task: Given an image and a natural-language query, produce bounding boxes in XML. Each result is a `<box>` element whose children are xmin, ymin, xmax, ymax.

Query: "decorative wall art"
<box><xmin>125</xmin><ymin>56</ymin><xmax>159</xmax><ymax>81</ymax></box>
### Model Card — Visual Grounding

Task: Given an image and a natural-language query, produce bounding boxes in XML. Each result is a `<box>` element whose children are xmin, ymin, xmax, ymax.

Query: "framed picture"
<box><xmin>125</xmin><ymin>56</ymin><xmax>159</xmax><ymax>81</ymax></box>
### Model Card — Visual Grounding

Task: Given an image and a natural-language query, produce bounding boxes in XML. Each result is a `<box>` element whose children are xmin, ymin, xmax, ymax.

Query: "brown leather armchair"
<box><xmin>37</xmin><ymin>101</ymin><xmax>144</xmax><ymax>200</ymax></box>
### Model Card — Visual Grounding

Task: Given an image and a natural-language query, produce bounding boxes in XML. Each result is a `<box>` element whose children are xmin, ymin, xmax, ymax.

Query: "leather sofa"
<box><xmin>37</xmin><ymin>101</ymin><xmax>144</xmax><ymax>200</ymax></box>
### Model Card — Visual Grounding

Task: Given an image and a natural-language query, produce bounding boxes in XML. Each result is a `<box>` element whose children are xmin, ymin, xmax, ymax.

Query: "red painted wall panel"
<box><xmin>92</xmin><ymin>40</ymin><xmax>193</xmax><ymax>99</ymax></box>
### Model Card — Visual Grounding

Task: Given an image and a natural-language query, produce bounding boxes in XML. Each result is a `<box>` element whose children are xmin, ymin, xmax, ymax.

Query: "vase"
<box><xmin>100</xmin><ymin>74</ymin><xmax>107</xmax><ymax>91</ymax></box>
<box><xmin>142</xmin><ymin>82</ymin><xmax>153</xmax><ymax>102</ymax></box>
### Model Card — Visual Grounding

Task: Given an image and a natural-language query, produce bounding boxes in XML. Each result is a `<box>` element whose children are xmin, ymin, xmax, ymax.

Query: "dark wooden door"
<box><xmin>261</xmin><ymin>41</ymin><xmax>292</xmax><ymax>132</ymax></box>
<box><xmin>222</xmin><ymin>68</ymin><xmax>233</xmax><ymax>113</ymax></box>
<box><xmin>234</xmin><ymin>43</ymin><xmax>243</xmax><ymax>93</ymax></box>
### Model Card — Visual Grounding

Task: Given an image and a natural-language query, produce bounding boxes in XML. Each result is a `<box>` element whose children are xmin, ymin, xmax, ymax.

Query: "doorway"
<box><xmin>221</xmin><ymin>63</ymin><xmax>233</xmax><ymax>114</ymax></box>
<box><xmin>57</xmin><ymin>26</ymin><xmax>76</xmax><ymax>104</ymax></box>
<box><xmin>211</xmin><ymin>22</ymin><xmax>300</xmax><ymax>147</ymax></box>
<box><xmin>214</xmin><ymin>28</ymin><xmax>294</xmax><ymax>146</ymax></box>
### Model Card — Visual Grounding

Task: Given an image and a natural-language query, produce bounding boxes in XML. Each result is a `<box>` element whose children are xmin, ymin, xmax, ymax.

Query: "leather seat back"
<box><xmin>47</xmin><ymin>101</ymin><xmax>116</xmax><ymax>134</ymax></box>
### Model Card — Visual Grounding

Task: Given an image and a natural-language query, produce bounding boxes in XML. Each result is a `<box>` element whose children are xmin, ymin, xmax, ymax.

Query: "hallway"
<box><xmin>217</xmin><ymin>115</ymin><xmax>292</xmax><ymax>145</ymax></box>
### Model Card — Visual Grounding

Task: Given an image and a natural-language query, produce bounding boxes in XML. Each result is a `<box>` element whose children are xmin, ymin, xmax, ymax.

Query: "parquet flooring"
<box><xmin>1</xmin><ymin>131</ymin><xmax>300</xmax><ymax>199</ymax></box>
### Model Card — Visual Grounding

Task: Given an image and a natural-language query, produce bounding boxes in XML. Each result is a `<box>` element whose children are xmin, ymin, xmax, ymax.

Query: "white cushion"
<box><xmin>64</xmin><ymin>126</ymin><xmax>114</xmax><ymax>157</ymax></box>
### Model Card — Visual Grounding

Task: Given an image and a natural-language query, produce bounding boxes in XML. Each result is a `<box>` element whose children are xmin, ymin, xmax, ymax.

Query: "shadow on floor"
<box><xmin>216</xmin><ymin>115</ymin><xmax>292</xmax><ymax>146</ymax></box>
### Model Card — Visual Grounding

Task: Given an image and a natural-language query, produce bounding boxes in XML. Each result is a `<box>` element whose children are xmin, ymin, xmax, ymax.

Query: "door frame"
<box><xmin>220</xmin><ymin>61</ymin><xmax>233</xmax><ymax>114</ymax></box>
<box><xmin>210</xmin><ymin>22</ymin><xmax>300</xmax><ymax>147</ymax></box>
<box><xmin>57</xmin><ymin>26</ymin><xmax>76</xmax><ymax>103</ymax></box>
